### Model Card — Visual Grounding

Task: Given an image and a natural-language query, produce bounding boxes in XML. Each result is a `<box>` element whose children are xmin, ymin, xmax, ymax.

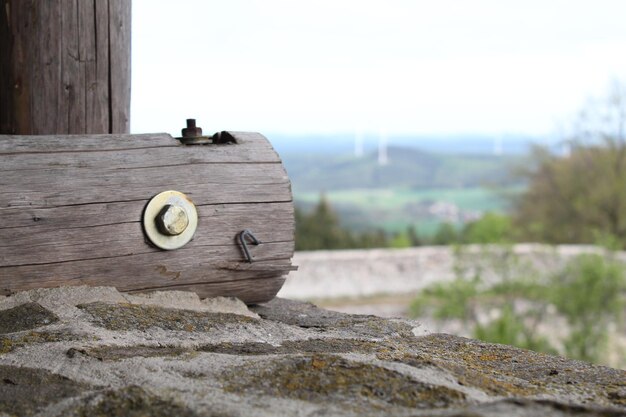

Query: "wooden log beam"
<box><xmin>0</xmin><ymin>132</ymin><xmax>296</xmax><ymax>303</ymax></box>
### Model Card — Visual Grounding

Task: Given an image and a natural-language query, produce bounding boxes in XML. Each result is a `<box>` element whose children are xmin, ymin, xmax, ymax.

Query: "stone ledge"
<box><xmin>0</xmin><ymin>286</ymin><xmax>624</xmax><ymax>416</ymax></box>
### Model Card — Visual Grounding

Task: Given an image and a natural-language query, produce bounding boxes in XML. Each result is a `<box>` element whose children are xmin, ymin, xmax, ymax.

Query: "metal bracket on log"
<box><xmin>176</xmin><ymin>119</ymin><xmax>237</xmax><ymax>145</ymax></box>
<box><xmin>0</xmin><ymin>130</ymin><xmax>297</xmax><ymax>304</ymax></box>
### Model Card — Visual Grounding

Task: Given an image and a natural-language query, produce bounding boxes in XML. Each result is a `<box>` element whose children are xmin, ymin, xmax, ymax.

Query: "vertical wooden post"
<box><xmin>0</xmin><ymin>0</ymin><xmax>131</xmax><ymax>135</ymax></box>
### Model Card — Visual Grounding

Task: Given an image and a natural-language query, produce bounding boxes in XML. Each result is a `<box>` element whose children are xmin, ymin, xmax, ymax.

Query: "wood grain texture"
<box><xmin>134</xmin><ymin>277</ymin><xmax>290</xmax><ymax>305</ymax></box>
<box><xmin>0</xmin><ymin>202</ymin><xmax>295</xmax><ymax>266</ymax></box>
<box><xmin>0</xmin><ymin>132</ymin><xmax>277</xmax><ymax>154</ymax></box>
<box><xmin>0</xmin><ymin>132</ymin><xmax>296</xmax><ymax>303</ymax></box>
<box><xmin>108</xmin><ymin>0</ymin><xmax>131</xmax><ymax>133</ymax></box>
<box><xmin>0</xmin><ymin>0</ymin><xmax>11</xmax><ymax>133</ymax></box>
<box><xmin>0</xmin><ymin>0</ymin><xmax>130</xmax><ymax>134</ymax></box>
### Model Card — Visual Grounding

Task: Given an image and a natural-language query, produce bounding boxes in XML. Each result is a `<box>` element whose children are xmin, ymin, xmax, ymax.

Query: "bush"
<box><xmin>409</xmin><ymin>246</ymin><xmax>626</xmax><ymax>365</ymax></box>
<box><xmin>462</xmin><ymin>212</ymin><xmax>513</xmax><ymax>244</ymax></box>
<box><xmin>548</xmin><ymin>253</ymin><xmax>626</xmax><ymax>362</ymax></box>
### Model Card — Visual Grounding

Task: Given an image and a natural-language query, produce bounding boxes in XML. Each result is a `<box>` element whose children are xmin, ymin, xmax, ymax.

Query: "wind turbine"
<box><xmin>378</xmin><ymin>128</ymin><xmax>389</xmax><ymax>166</ymax></box>
<box><xmin>354</xmin><ymin>128</ymin><xmax>364</xmax><ymax>158</ymax></box>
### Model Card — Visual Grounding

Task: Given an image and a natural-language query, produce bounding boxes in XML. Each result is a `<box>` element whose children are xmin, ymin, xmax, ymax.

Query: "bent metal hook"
<box><xmin>238</xmin><ymin>229</ymin><xmax>261</xmax><ymax>263</ymax></box>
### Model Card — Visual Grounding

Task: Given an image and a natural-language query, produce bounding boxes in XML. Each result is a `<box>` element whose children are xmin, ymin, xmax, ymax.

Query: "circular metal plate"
<box><xmin>143</xmin><ymin>190</ymin><xmax>198</xmax><ymax>250</ymax></box>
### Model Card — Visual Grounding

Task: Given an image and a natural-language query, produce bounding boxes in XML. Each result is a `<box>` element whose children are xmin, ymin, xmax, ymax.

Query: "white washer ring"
<box><xmin>143</xmin><ymin>190</ymin><xmax>198</xmax><ymax>250</ymax></box>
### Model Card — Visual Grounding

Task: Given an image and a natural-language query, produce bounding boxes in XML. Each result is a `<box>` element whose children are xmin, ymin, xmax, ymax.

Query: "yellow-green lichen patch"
<box><xmin>199</xmin><ymin>338</ymin><xmax>385</xmax><ymax>356</ymax></box>
<box><xmin>0</xmin><ymin>364</ymin><xmax>92</xmax><ymax>416</ymax></box>
<box><xmin>251</xmin><ymin>298</ymin><xmax>416</xmax><ymax>338</ymax></box>
<box><xmin>68</xmin><ymin>339</ymin><xmax>409</xmax><ymax>363</ymax></box>
<box><xmin>0</xmin><ymin>331</ymin><xmax>87</xmax><ymax>354</ymax></box>
<box><xmin>66</xmin><ymin>385</ymin><xmax>204</xmax><ymax>417</ymax></box>
<box><xmin>77</xmin><ymin>302</ymin><xmax>255</xmax><ymax>332</ymax></box>
<box><xmin>606</xmin><ymin>387</ymin><xmax>626</xmax><ymax>407</ymax></box>
<box><xmin>410</xmin><ymin>334</ymin><xmax>626</xmax><ymax>407</ymax></box>
<box><xmin>199</xmin><ymin>341</ymin><xmax>279</xmax><ymax>355</ymax></box>
<box><xmin>223</xmin><ymin>354</ymin><xmax>466</xmax><ymax>410</ymax></box>
<box><xmin>0</xmin><ymin>302</ymin><xmax>58</xmax><ymax>334</ymax></box>
<box><xmin>337</xmin><ymin>316</ymin><xmax>417</xmax><ymax>338</ymax></box>
<box><xmin>454</xmin><ymin>398</ymin><xmax>626</xmax><ymax>417</ymax></box>
<box><xmin>66</xmin><ymin>345</ymin><xmax>192</xmax><ymax>361</ymax></box>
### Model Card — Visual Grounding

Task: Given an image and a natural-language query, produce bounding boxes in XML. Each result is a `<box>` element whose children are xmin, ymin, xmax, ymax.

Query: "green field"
<box><xmin>295</xmin><ymin>185</ymin><xmax>523</xmax><ymax>235</ymax></box>
<box><xmin>285</xmin><ymin>145</ymin><xmax>526</xmax><ymax>236</ymax></box>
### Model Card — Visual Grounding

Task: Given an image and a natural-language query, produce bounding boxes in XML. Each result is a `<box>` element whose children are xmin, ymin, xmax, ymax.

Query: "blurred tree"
<box><xmin>390</xmin><ymin>232</ymin><xmax>411</xmax><ymax>248</ymax></box>
<box><xmin>512</xmin><ymin>84</ymin><xmax>626</xmax><ymax>248</ymax></box>
<box><xmin>407</xmin><ymin>225</ymin><xmax>422</xmax><ymax>246</ymax></box>
<box><xmin>295</xmin><ymin>196</ymin><xmax>349</xmax><ymax>250</ymax></box>
<box><xmin>295</xmin><ymin>196</ymin><xmax>387</xmax><ymax>250</ymax></box>
<box><xmin>462</xmin><ymin>212</ymin><xmax>513</xmax><ymax>244</ymax></box>
<box><xmin>432</xmin><ymin>222</ymin><xmax>459</xmax><ymax>245</ymax></box>
<box><xmin>358</xmin><ymin>229</ymin><xmax>388</xmax><ymax>249</ymax></box>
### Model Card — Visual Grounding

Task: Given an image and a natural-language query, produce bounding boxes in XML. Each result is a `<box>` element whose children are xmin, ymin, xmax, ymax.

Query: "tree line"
<box><xmin>295</xmin><ymin>197</ymin><xmax>515</xmax><ymax>251</ymax></box>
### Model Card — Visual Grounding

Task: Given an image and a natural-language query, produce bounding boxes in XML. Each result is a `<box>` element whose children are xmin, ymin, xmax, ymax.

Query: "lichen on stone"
<box><xmin>77</xmin><ymin>302</ymin><xmax>255</xmax><ymax>332</ymax></box>
<box><xmin>408</xmin><ymin>333</ymin><xmax>626</xmax><ymax>407</ymax></box>
<box><xmin>451</xmin><ymin>398</ymin><xmax>626</xmax><ymax>417</ymax></box>
<box><xmin>223</xmin><ymin>354</ymin><xmax>467</xmax><ymax>410</ymax></box>
<box><xmin>0</xmin><ymin>330</ymin><xmax>86</xmax><ymax>354</ymax></box>
<box><xmin>0</xmin><ymin>364</ymin><xmax>91</xmax><ymax>416</ymax></box>
<box><xmin>251</xmin><ymin>298</ymin><xmax>416</xmax><ymax>338</ymax></box>
<box><xmin>65</xmin><ymin>385</ymin><xmax>201</xmax><ymax>417</ymax></box>
<box><xmin>0</xmin><ymin>302</ymin><xmax>58</xmax><ymax>334</ymax></box>
<box><xmin>0</xmin><ymin>287</ymin><xmax>624</xmax><ymax>416</ymax></box>
<box><xmin>199</xmin><ymin>338</ymin><xmax>385</xmax><ymax>356</ymax></box>
<box><xmin>66</xmin><ymin>345</ymin><xmax>192</xmax><ymax>361</ymax></box>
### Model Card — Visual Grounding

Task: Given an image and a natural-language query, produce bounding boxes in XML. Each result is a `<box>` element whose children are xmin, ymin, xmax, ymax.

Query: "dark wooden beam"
<box><xmin>0</xmin><ymin>0</ymin><xmax>131</xmax><ymax>135</ymax></box>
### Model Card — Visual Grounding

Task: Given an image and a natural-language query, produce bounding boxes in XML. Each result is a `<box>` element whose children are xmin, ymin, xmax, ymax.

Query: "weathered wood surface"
<box><xmin>0</xmin><ymin>132</ymin><xmax>295</xmax><ymax>304</ymax></box>
<box><xmin>0</xmin><ymin>0</ymin><xmax>131</xmax><ymax>134</ymax></box>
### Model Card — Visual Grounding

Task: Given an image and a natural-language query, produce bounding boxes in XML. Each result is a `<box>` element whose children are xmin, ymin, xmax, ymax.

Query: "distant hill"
<box><xmin>283</xmin><ymin>146</ymin><xmax>525</xmax><ymax>192</ymax></box>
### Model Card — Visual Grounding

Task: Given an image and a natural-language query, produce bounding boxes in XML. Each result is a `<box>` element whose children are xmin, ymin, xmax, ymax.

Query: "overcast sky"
<box><xmin>131</xmin><ymin>1</ymin><xmax>626</xmax><ymax>138</ymax></box>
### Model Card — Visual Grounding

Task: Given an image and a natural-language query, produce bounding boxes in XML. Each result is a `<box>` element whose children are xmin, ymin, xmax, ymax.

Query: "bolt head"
<box><xmin>155</xmin><ymin>204</ymin><xmax>189</xmax><ymax>236</ymax></box>
<box><xmin>182</xmin><ymin>119</ymin><xmax>203</xmax><ymax>138</ymax></box>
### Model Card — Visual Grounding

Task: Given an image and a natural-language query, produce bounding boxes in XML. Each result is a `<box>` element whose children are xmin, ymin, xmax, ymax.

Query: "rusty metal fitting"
<box><xmin>177</xmin><ymin>118</ymin><xmax>213</xmax><ymax>145</ymax></box>
<box><xmin>181</xmin><ymin>119</ymin><xmax>202</xmax><ymax>138</ymax></box>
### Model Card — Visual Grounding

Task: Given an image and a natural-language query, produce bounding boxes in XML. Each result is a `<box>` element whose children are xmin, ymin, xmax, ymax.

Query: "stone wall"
<box><xmin>0</xmin><ymin>286</ymin><xmax>625</xmax><ymax>416</ymax></box>
<box><xmin>279</xmin><ymin>244</ymin><xmax>626</xmax><ymax>300</ymax></box>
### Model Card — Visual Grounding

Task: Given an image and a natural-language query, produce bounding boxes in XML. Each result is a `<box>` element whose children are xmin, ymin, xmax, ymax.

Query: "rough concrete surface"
<box><xmin>0</xmin><ymin>286</ymin><xmax>624</xmax><ymax>416</ymax></box>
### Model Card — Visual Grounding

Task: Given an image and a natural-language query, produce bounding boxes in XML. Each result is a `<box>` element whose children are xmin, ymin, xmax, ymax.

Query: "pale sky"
<box><xmin>131</xmin><ymin>1</ymin><xmax>626</xmax><ymax>137</ymax></box>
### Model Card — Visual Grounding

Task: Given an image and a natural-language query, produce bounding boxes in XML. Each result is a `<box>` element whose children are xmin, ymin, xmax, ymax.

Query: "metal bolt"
<box><xmin>181</xmin><ymin>118</ymin><xmax>203</xmax><ymax>138</ymax></box>
<box><xmin>155</xmin><ymin>204</ymin><xmax>189</xmax><ymax>236</ymax></box>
